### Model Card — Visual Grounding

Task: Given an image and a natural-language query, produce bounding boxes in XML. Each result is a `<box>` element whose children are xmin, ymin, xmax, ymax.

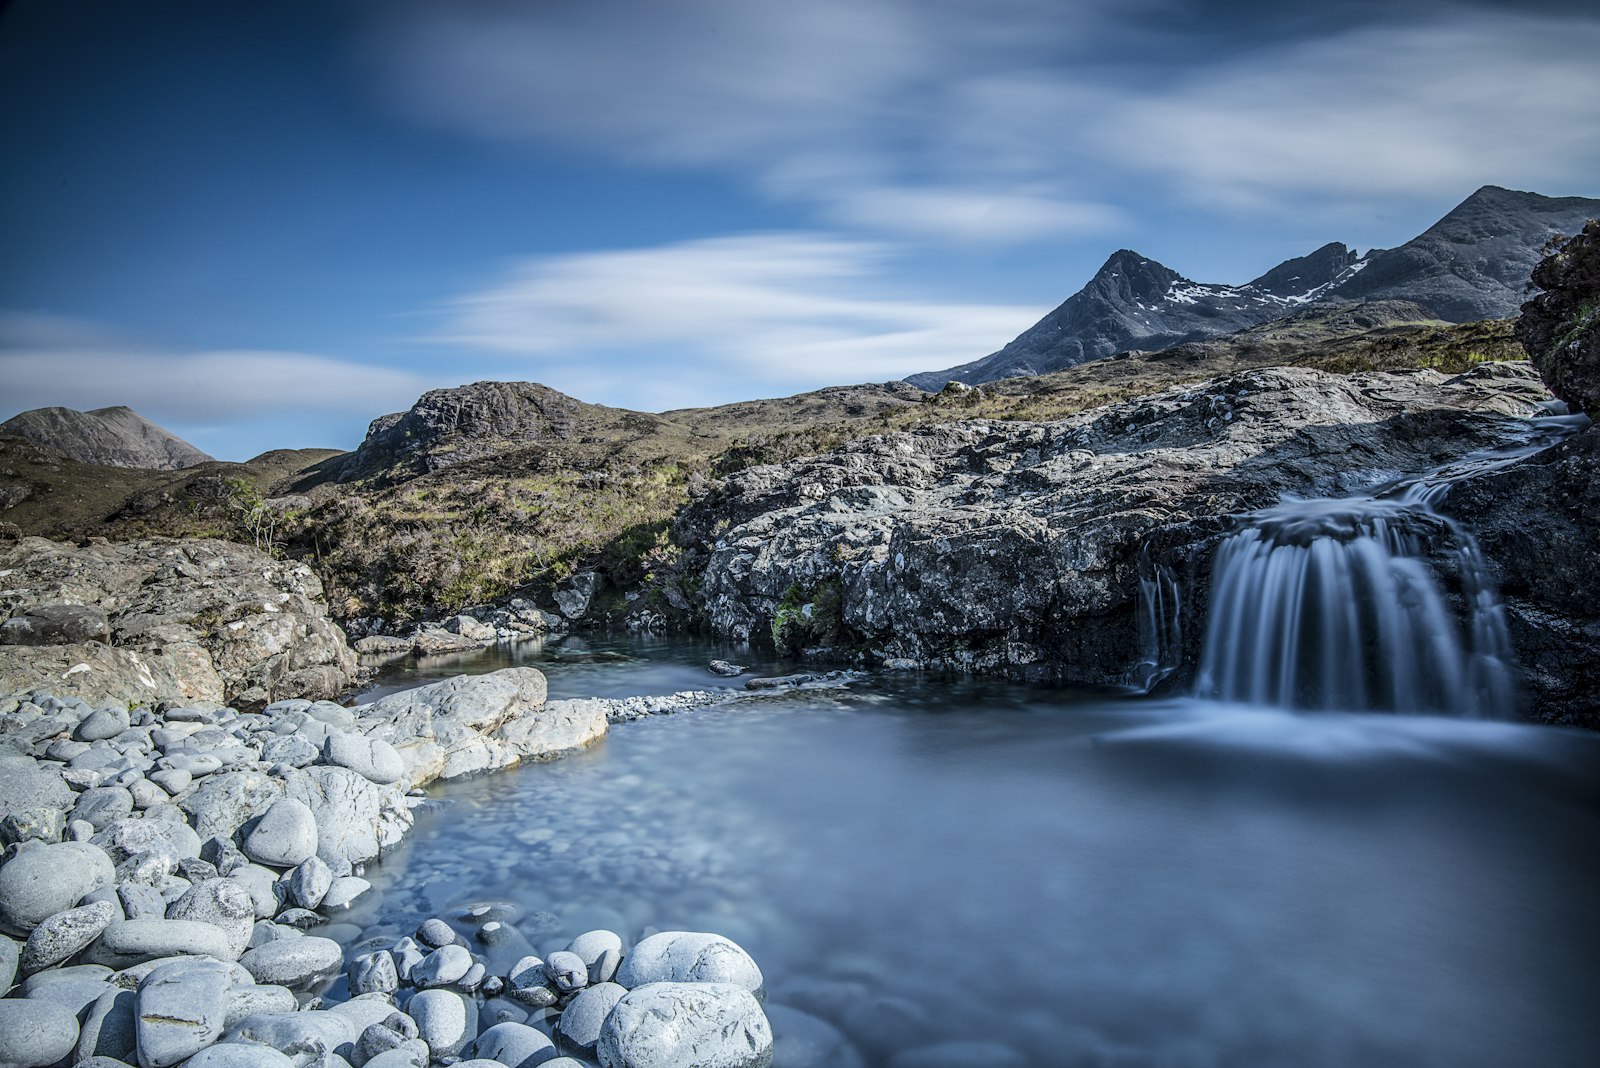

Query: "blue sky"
<box><xmin>2</xmin><ymin>0</ymin><xmax>1597</xmax><ymax>460</ymax></box>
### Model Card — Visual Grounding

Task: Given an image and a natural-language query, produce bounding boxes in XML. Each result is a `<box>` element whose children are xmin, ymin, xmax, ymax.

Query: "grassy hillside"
<box><xmin>0</xmin><ymin>303</ymin><xmax>1534</xmax><ymax>623</ymax></box>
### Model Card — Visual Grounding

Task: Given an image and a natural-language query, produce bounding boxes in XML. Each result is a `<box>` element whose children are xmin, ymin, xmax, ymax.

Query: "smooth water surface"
<box><xmin>343</xmin><ymin>637</ymin><xmax>1600</xmax><ymax>1068</ymax></box>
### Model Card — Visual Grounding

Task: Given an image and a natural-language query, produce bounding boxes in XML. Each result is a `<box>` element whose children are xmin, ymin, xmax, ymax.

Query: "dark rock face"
<box><xmin>0</xmin><ymin>406</ymin><xmax>212</xmax><ymax>470</ymax></box>
<box><xmin>0</xmin><ymin>605</ymin><xmax>110</xmax><ymax>646</ymax></box>
<box><xmin>682</xmin><ymin>363</ymin><xmax>1550</xmax><ymax>688</ymax></box>
<box><xmin>907</xmin><ymin>186</ymin><xmax>1600</xmax><ymax>389</ymax></box>
<box><xmin>0</xmin><ymin>538</ymin><xmax>357</xmax><ymax>706</ymax></box>
<box><xmin>338</xmin><ymin>382</ymin><xmax>586</xmax><ymax>481</ymax></box>
<box><xmin>1443</xmin><ymin>428</ymin><xmax>1600</xmax><ymax>728</ymax></box>
<box><xmin>1516</xmin><ymin>218</ymin><xmax>1600</xmax><ymax>418</ymax></box>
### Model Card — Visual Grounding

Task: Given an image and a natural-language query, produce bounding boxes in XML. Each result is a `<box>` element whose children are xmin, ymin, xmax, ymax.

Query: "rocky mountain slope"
<box><xmin>0</xmin><ymin>405</ymin><xmax>212</xmax><ymax>470</ymax></box>
<box><xmin>908</xmin><ymin>186</ymin><xmax>1600</xmax><ymax>389</ymax></box>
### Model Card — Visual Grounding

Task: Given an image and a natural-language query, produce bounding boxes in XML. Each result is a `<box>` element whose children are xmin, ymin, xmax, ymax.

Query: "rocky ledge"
<box><xmin>0</xmin><ymin>669</ymin><xmax>778</xmax><ymax>1068</ymax></box>
<box><xmin>678</xmin><ymin>362</ymin><xmax>1562</xmax><ymax>695</ymax></box>
<box><xmin>0</xmin><ymin>538</ymin><xmax>358</xmax><ymax>709</ymax></box>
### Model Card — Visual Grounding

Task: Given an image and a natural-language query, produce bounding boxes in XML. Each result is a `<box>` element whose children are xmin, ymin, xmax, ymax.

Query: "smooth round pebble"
<box><xmin>558</xmin><ymin>982</ymin><xmax>626</xmax><ymax>1054</ymax></box>
<box><xmin>472</xmin><ymin>1020</ymin><xmax>557</xmax><ymax>1068</ymax></box>
<box><xmin>239</xmin><ymin>935</ymin><xmax>344</xmax><ymax>988</ymax></box>
<box><xmin>0</xmin><ymin>997</ymin><xmax>80</xmax><ymax>1068</ymax></box>
<box><xmin>408</xmin><ymin>989</ymin><xmax>479</xmax><ymax>1059</ymax></box>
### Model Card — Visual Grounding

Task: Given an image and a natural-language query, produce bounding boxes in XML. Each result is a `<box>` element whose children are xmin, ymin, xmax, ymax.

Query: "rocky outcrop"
<box><xmin>0</xmin><ymin>406</ymin><xmax>211</xmax><ymax>470</ymax></box>
<box><xmin>681</xmin><ymin>363</ymin><xmax>1551</xmax><ymax>687</ymax></box>
<box><xmin>0</xmin><ymin>537</ymin><xmax>357</xmax><ymax>707</ymax></box>
<box><xmin>336</xmin><ymin>381</ymin><xmax>633</xmax><ymax>483</ymax></box>
<box><xmin>1516</xmin><ymin>218</ymin><xmax>1600</xmax><ymax>419</ymax></box>
<box><xmin>907</xmin><ymin>186</ymin><xmax>1600</xmax><ymax>389</ymax></box>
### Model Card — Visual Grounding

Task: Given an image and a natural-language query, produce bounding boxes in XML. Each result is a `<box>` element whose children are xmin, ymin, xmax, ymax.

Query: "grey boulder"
<box><xmin>76</xmin><ymin>987</ymin><xmax>139</xmax><ymax>1063</ymax></box>
<box><xmin>238</xmin><ymin>934</ymin><xmax>343</xmax><ymax>988</ymax></box>
<box><xmin>168</xmin><ymin>877</ymin><xmax>257</xmax><ymax>958</ymax></box>
<box><xmin>322</xmin><ymin>732</ymin><xmax>405</xmax><ymax>786</ymax></box>
<box><xmin>135</xmin><ymin>958</ymin><xmax>232</xmax><ymax>1068</ymax></box>
<box><xmin>0</xmin><ymin>996</ymin><xmax>80</xmax><ymax>1068</ymax></box>
<box><xmin>472</xmin><ymin>1020</ymin><xmax>557</xmax><ymax>1068</ymax></box>
<box><xmin>596</xmin><ymin>983</ymin><xmax>772</xmax><ymax>1068</ymax></box>
<box><xmin>558</xmin><ymin>981</ymin><xmax>626</xmax><ymax>1054</ymax></box>
<box><xmin>407</xmin><ymin>989</ymin><xmax>478</xmax><ymax>1059</ymax></box>
<box><xmin>20</xmin><ymin>898</ymin><xmax>118</xmax><ymax>973</ymax></box>
<box><xmin>242</xmin><ymin>799</ymin><xmax>318</xmax><ymax>867</ymax></box>
<box><xmin>85</xmin><ymin>918</ymin><xmax>237</xmax><ymax>967</ymax></box>
<box><xmin>185</xmin><ymin>1044</ymin><xmax>298</xmax><ymax>1068</ymax></box>
<box><xmin>0</xmin><ymin>840</ymin><xmax>116</xmax><ymax>934</ymax></box>
<box><xmin>614</xmin><ymin>931</ymin><xmax>764</xmax><ymax>997</ymax></box>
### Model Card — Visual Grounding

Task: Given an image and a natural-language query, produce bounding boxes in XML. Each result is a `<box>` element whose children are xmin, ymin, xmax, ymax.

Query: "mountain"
<box><xmin>0</xmin><ymin>405</ymin><xmax>212</xmax><ymax>470</ymax></box>
<box><xmin>906</xmin><ymin>185</ymin><xmax>1600</xmax><ymax>390</ymax></box>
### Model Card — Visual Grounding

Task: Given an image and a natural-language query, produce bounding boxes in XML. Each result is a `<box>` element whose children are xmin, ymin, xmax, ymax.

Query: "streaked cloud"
<box><xmin>0</xmin><ymin>313</ymin><xmax>432</xmax><ymax>424</ymax></box>
<box><xmin>363</xmin><ymin>1</ymin><xmax>1600</xmax><ymax>231</ymax></box>
<box><xmin>427</xmin><ymin>233</ymin><xmax>1042</xmax><ymax>397</ymax></box>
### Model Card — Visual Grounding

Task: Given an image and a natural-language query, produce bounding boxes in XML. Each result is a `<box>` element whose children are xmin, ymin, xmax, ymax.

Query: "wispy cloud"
<box><xmin>426</xmin><ymin>233</ymin><xmax>1041</xmax><ymax>400</ymax></box>
<box><xmin>363</xmin><ymin>1</ymin><xmax>1600</xmax><ymax>232</ymax></box>
<box><xmin>0</xmin><ymin>313</ymin><xmax>432</xmax><ymax>424</ymax></box>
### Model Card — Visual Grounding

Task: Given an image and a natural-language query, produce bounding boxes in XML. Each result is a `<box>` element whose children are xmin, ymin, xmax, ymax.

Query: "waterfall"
<box><xmin>1123</xmin><ymin>547</ymin><xmax>1182</xmax><ymax>693</ymax></box>
<box><xmin>1194</xmin><ymin>499</ymin><xmax>1513</xmax><ymax>715</ymax></box>
<box><xmin>1194</xmin><ymin>405</ymin><xmax>1587</xmax><ymax>716</ymax></box>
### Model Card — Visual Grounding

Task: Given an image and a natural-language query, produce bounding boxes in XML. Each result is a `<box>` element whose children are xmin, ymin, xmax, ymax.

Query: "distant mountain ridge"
<box><xmin>0</xmin><ymin>405</ymin><xmax>211</xmax><ymax>470</ymax></box>
<box><xmin>906</xmin><ymin>185</ymin><xmax>1600</xmax><ymax>389</ymax></box>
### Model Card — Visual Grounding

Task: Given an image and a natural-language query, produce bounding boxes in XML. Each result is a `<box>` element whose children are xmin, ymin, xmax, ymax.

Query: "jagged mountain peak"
<box><xmin>906</xmin><ymin>186</ymin><xmax>1600</xmax><ymax>390</ymax></box>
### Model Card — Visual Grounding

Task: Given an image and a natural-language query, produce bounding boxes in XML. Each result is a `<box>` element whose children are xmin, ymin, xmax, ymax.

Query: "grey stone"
<box><xmin>76</xmin><ymin>705</ymin><xmax>131</xmax><ymax>742</ymax></box>
<box><xmin>567</xmin><ymin>930</ymin><xmax>624</xmax><ymax>985</ymax></box>
<box><xmin>119</xmin><ymin>881</ymin><xmax>168</xmax><ymax>920</ymax></box>
<box><xmin>167</xmin><ymin>878</ymin><xmax>256</xmax><ymax>958</ymax></box>
<box><xmin>320</xmin><ymin>876</ymin><xmax>370</xmax><ymax>913</ymax></box>
<box><xmin>0</xmin><ymin>840</ymin><xmax>116</xmax><ymax>934</ymax></box>
<box><xmin>224</xmin><ymin>984</ymin><xmax>299</xmax><ymax>1029</ymax></box>
<box><xmin>353</xmin><ymin>1023</ymin><xmax>424</xmax><ymax>1068</ymax></box>
<box><xmin>109</xmin><ymin>955</ymin><xmax>250</xmax><ymax>991</ymax></box>
<box><xmin>285</xmin><ymin>856</ymin><xmax>333</xmax><ymax>911</ymax></box>
<box><xmin>359</xmin><ymin>1050</ymin><xmax>425</xmax><ymax>1068</ymax></box>
<box><xmin>415</xmin><ymin>918</ymin><xmax>454</xmax><ymax>949</ymax></box>
<box><xmin>201</xmin><ymin>836</ymin><xmax>250</xmax><ymax>876</ymax></box>
<box><xmin>86</xmin><ymin>917</ymin><xmax>237</xmax><ymax>967</ymax></box>
<box><xmin>129</xmin><ymin>777</ymin><xmax>172</xmax><ymax>810</ymax></box>
<box><xmin>238</xmin><ymin>934</ymin><xmax>343</xmax><ymax>988</ymax></box>
<box><xmin>186</xmin><ymin>1044</ymin><xmax>299</xmax><ymax>1068</ymax></box>
<box><xmin>20</xmin><ymin>899</ymin><xmax>118</xmax><ymax>972</ymax></box>
<box><xmin>73</xmin><ymin>786</ymin><xmax>135</xmax><ymax>830</ymax></box>
<box><xmin>323</xmin><ymin>997</ymin><xmax>400</xmax><ymax>1039</ymax></box>
<box><xmin>0</xmin><ymin>807</ymin><xmax>66</xmax><ymax>848</ymax></box>
<box><xmin>0</xmin><ymin>996</ymin><xmax>80</xmax><ymax>1068</ymax></box>
<box><xmin>147</xmin><ymin>768</ymin><xmax>192</xmax><ymax>796</ymax></box>
<box><xmin>21</xmin><ymin>963</ymin><xmax>113</xmax><ymax>1015</ymax></box>
<box><xmin>412</xmin><ymin>943</ymin><xmax>472</xmax><ymax>988</ymax></box>
<box><xmin>505</xmin><ymin>955</ymin><xmax>558</xmax><ymax>1008</ymax></box>
<box><xmin>349</xmin><ymin>950</ymin><xmax>398</xmax><ymax>995</ymax></box>
<box><xmin>281</xmin><ymin>766</ymin><xmax>408</xmax><ymax>870</ymax></box>
<box><xmin>0</xmin><ymin>932</ymin><xmax>17</xmax><ymax>994</ymax></box>
<box><xmin>94</xmin><ymin>817</ymin><xmax>201</xmax><ymax>865</ymax></box>
<box><xmin>134</xmin><ymin>957</ymin><xmax>232</xmax><ymax>1068</ymax></box>
<box><xmin>614</xmin><ymin>932</ymin><xmax>764</xmax><ymax>997</ymax></box>
<box><xmin>260</xmin><ymin>735</ymin><xmax>319</xmax><ymax>769</ymax></box>
<box><xmin>322</xmin><ymin>733</ymin><xmax>405</xmax><ymax>786</ymax></box>
<box><xmin>243</xmin><ymin>799</ymin><xmax>318</xmax><ymax>867</ymax></box>
<box><xmin>472</xmin><ymin>1020</ymin><xmax>557</xmax><ymax>1068</ymax></box>
<box><xmin>407</xmin><ymin>989</ymin><xmax>478</xmax><ymax>1059</ymax></box>
<box><xmin>225</xmin><ymin>1010</ymin><xmax>357</xmax><ymax>1064</ymax></box>
<box><xmin>76</xmin><ymin>987</ymin><xmax>139</xmax><ymax>1063</ymax></box>
<box><xmin>596</xmin><ymin>983</ymin><xmax>772</xmax><ymax>1068</ymax></box>
<box><xmin>544</xmin><ymin>951</ymin><xmax>587</xmax><ymax>993</ymax></box>
<box><xmin>229</xmin><ymin>865</ymin><xmax>281</xmax><ymax>919</ymax></box>
<box><xmin>558</xmin><ymin>982</ymin><xmax>626</xmax><ymax>1054</ymax></box>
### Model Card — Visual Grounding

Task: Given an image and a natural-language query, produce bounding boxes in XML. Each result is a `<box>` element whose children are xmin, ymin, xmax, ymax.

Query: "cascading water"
<box><xmin>1193</xmin><ymin>404</ymin><xmax>1588</xmax><ymax>716</ymax></box>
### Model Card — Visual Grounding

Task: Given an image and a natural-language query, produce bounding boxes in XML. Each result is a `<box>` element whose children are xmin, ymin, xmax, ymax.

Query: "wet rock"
<box><xmin>596</xmin><ymin>982</ymin><xmax>772</xmax><ymax>1068</ymax></box>
<box><xmin>408</xmin><ymin>989</ymin><xmax>479</xmax><ymax>1059</ymax></box>
<box><xmin>134</xmin><ymin>957</ymin><xmax>232</xmax><ymax>1068</ymax></box>
<box><xmin>567</xmin><ymin>929</ymin><xmax>624</xmax><ymax>985</ymax></box>
<box><xmin>558</xmin><ymin>982</ymin><xmax>626</xmax><ymax>1054</ymax></box>
<box><xmin>0</xmin><ymin>840</ymin><xmax>116</xmax><ymax>934</ymax></box>
<box><xmin>320</xmin><ymin>876</ymin><xmax>370</xmax><ymax>912</ymax></box>
<box><xmin>415</xmin><ymin>918</ymin><xmax>455</xmax><ymax>949</ymax></box>
<box><xmin>413</xmin><ymin>943</ymin><xmax>473</xmax><ymax>988</ymax></box>
<box><xmin>348</xmin><ymin>951</ymin><xmax>399</xmax><ymax>996</ymax></box>
<box><xmin>472</xmin><ymin>1020</ymin><xmax>558</xmax><ymax>1068</ymax></box>
<box><xmin>506</xmin><ymin>955</ymin><xmax>558</xmax><ymax>1008</ymax></box>
<box><xmin>707</xmin><ymin>660</ymin><xmax>745</xmax><ymax>677</ymax></box>
<box><xmin>286</xmin><ymin>855</ymin><xmax>334</xmax><ymax>911</ymax></box>
<box><xmin>762</xmin><ymin>1005</ymin><xmax>863</xmax><ymax>1068</ymax></box>
<box><xmin>614</xmin><ymin>931</ymin><xmax>764</xmax><ymax>997</ymax></box>
<box><xmin>544</xmin><ymin>951</ymin><xmax>588</xmax><ymax>993</ymax></box>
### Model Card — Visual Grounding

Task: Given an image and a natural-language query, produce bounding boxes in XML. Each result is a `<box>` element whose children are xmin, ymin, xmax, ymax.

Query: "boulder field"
<box><xmin>0</xmin><ymin>669</ymin><xmax>779</xmax><ymax>1068</ymax></box>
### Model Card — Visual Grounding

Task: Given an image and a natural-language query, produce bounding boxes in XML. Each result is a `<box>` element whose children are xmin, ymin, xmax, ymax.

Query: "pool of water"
<box><xmin>339</xmin><ymin>636</ymin><xmax>1600</xmax><ymax>1068</ymax></box>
